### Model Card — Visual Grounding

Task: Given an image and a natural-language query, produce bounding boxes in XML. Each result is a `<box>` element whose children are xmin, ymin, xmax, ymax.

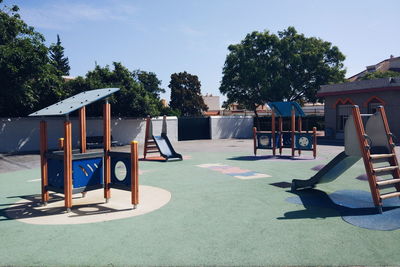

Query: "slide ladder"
<box><xmin>143</xmin><ymin>117</ymin><xmax>160</xmax><ymax>158</ymax></box>
<box><xmin>353</xmin><ymin>106</ymin><xmax>400</xmax><ymax>213</ymax></box>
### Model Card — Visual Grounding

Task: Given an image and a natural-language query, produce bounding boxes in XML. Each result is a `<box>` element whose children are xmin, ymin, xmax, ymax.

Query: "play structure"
<box><xmin>253</xmin><ymin>102</ymin><xmax>317</xmax><ymax>158</ymax></box>
<box><xmin>29</xmin><ymin>88</ymin><xmax>139</xmax><ymax>212</ymax></box>
<box><xmin>292</xmin><ymin>105</ymin><xmax>400</xmax><ymax>213</ymax></box>
<box><xmin>143</xmin><ymin>115</ymin><xmax>182</xmax><ymax>161</ymax></box>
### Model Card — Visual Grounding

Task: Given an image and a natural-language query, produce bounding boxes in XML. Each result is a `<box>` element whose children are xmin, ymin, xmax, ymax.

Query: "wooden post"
<box><xmin>253</xmin><ymin>127</ymin><xmax>257</xmax><ymax>156</ymax></box>
<box><xmin>291</xmin><ymin>108</ymin><xmax>295</xmax><ymax>157</ymax></box>
<box><xmin>79</xmin><ymin>106</ymin><xmax>87</xmax><ymax>153</ymax></box>
<box><xmin>58</xmin><ymin>138</ymin><xmax>64</xmax><ymax>150</ymax></box>
<box><xmin>313</xmin><ymin>127</ymin><xmax>317</xmax><ymax>159</ymax></box>
<box><xmin>103</xmin><ymin>101</ymin><xmax>111</xmax><ymax>201</ymax></box>
<box><xmin>40</xmin><ymin>121</ymin><xmax>49</xmax><ymax>204</ymax></box>
<box><xmin>64</xmin><ymin>119</ymin><xmax>73</xmax><ymax>211</ymax></box>
<box><xmin>272</xmin><ymin>110</ymin><xmax>276</xmax><ymax>156</ymax></box>
<box><xmin>279</xmin><ymin>117</ymin><xmax>283</xmax><ymax>156</ymax></box>
<box><xmin>298</xmin><ymin>116</ymin><xmax>302</xmax><ymax>156</ymax></box>
<box><xmin>131</xmin><ymin>141</ymin><xmax>139</xmax><ymax>208</ymax></box>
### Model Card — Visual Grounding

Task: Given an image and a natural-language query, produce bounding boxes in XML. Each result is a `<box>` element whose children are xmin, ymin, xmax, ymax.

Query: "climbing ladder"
<box><xmin>143</xmin><ymin>117</ymin><xmax>160</xmax><ymax>158</ymax></box>
<box><xmin>352</xmin><ymin>105</ymin><xmax>400</xmax><ymax>213</ymax></box>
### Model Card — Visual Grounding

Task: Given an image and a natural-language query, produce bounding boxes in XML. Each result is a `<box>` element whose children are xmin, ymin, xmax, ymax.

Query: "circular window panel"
<box><xmin>114</xmin><ymin>161</ymin><xmax>127</xmax><ymax>181</ymax></box>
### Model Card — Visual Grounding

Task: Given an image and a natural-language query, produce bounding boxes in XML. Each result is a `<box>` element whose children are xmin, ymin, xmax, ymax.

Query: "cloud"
<box><xmin>19</xmin><ymin>1</ymin><xmax>138</xmax><ymax>30</ymax></box>
<box><xmin>179</xmin><ymin>25</ymin><xmax>205</xmax><ymax>37</ymax></box>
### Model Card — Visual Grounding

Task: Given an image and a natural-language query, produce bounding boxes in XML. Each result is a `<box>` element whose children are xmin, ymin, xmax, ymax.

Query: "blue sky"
<box><xmin>10</xmin><ymin>0</ymin><xmax>400</xmax><ymax>104</ymax></box>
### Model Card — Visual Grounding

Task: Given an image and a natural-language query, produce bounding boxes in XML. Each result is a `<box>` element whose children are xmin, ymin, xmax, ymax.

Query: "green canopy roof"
<box><xmin>29</xmin><ymin>88</ymin><xmax>119</xmax><ymax>117</ymax></box>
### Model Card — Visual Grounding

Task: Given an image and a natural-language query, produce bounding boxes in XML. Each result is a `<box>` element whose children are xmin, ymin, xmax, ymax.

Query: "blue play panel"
<box><xmin>286</xmin><ymin>189</ymin><xmax>400</xmax><ymax>231</ymax></box>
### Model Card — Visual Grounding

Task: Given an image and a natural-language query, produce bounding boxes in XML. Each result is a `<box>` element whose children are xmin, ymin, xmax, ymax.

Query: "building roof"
<box><xmin>267</xmin><ymin>102</ymin><xmax>305</xmax><ymax>117</ymax></box>
<box><xmin>317</xmin><ymin>77</ymin><xmax>400</xmax><ymax>97</ymax></box>
<box><xmin>348</xmin><ymin>55</ymin><xmax>400</xmax><ymax>82</ymax></box>
<box><xmin>29</xmin><ymin>88</ymin><xmax>120</xmax><ymax>117</ymax></box>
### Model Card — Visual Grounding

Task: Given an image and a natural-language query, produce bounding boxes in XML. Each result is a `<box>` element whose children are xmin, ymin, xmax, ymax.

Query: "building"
<box><xmin>348</xmin><ymin>55</ymin><xmax>400</xmax><ymax>81</ymax></box>
<box><xmin>318</xmin><ymin>77</ymin><xmax>400</xmax><ymax>139</ymax></box>
<box><xmin>202</xmin><ymin>94</ymin><xmax>221</xmax><ymax>116</ymax></box>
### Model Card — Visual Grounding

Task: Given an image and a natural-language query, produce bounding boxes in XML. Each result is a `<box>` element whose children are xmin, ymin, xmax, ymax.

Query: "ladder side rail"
<box><xmin>377</xmin><ymin>106</ymin><xmax>400</xmax><ymax>190</ymax></box>
<box><xmin>352</xmin><ymin>106</ymin><xmax>382</xmax><ymax>208</ymax></box>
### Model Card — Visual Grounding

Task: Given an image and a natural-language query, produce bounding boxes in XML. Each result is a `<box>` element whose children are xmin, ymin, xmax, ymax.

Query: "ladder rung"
<box><xmin>370</xmin><ymin>153</ymin><xmax>396</xmax><ymax>160</ymax></box>
<box><xmin>146</xmin><ymin>150</ymin><xmax>159</xmax><ymax>153</ymax></box>
<box><xmin>377</xmin><ymin>178</ymin><xmax>400</xmax><ymax>186</ymax></box>
<box><xmin>380</xmin><ymin>191</ymin><xmax>400</xmax><ymax>200</ymax></box>
<box><xmin>360</xmin><ymin>114</ymin><xmax>373</xmax><ymax>117</ymax></box>
<box><xmin>373</xmin><ymin>166</ymin><xmax>399</xmax><ymax>173</ymax></box>
<box><xmin>146</xmin><ymin>146</ymin><xmax>158</xmax><ymax>149</ymax></box>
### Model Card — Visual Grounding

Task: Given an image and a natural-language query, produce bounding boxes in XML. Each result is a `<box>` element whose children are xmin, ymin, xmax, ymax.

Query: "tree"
<box><xmin>220</xmin><ymin>27</ymin><xmax>346</xmax><ymax>116</ymax></box>
<box><xmin>169</xmin><ymin>71</ymin><xmax>208</xmax><ymax>116</ymax></box>
<box><xmin>0</xmin><ymin>1</ymin><xmax>63</xmax><ymax>116</ymax></box>
<box><xmin>49</xmin><ymin>34</ymin><xmax>70</xmax><ymax>75</ymax></box>
<box><xmin>63</xmin><ymin>62</ymin><xmax>164</xmax><ymax>117</ymax></box>
<box><xmin>132</xmin><ymin>70</ymin><xmax>165</xmax><ymax>98</ymax></box>
<box><xmin>360</xmin><ymin>70</ymin><xmax>400</xmax><ymax>81</ymax></box>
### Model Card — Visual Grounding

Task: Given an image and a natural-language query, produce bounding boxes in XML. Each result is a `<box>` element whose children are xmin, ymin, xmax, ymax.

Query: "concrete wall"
<box><xmin>0</xmin><ymin>116</ymin><xmax>177</xmax><ymax>153</ymax></box>
<box><xmin>210</xmin><ymin>116</ymin><xmax>253</xmax><ymax>139</ymax></box>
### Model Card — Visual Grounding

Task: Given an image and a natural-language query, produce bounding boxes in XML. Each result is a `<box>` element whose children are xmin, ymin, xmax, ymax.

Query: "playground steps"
<box><xmin>353</xmin><ymin>106</ymin><xmax>400</xmax><ymax>213</ymax></box>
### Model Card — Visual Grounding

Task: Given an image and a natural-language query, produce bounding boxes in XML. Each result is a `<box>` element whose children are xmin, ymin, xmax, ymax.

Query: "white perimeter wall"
<box><xmin>210</xmin><ymin>116</ymin><xmax>253</xmax><ymax>139</ymax></box>
<box><xmin>0</xmin><ymin>117</ymin><xmax>177</xmax><ymax>153</ymax></box>
<box><xmin>0</xmin><ymin>116</ymin><xmax>253</xmax><ymax>153</ymax></box>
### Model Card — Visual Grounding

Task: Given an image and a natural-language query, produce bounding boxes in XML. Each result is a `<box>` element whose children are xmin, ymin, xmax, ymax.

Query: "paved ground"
<box><xmin>1</xmin><ymin>139</ymin><xmax>400</xmax><ymax>266</ymax></box>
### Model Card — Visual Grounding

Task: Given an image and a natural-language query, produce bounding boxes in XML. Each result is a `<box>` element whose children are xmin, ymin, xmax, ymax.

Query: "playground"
<box><xmin>1</xmin><ymin>139</ymin><xmax>400</xmax><ymax>266</ymax></box>
<box><xmin>1</xmin><ymin>91</ymin><xmax>400</xmax><ymax>266</ymax></box>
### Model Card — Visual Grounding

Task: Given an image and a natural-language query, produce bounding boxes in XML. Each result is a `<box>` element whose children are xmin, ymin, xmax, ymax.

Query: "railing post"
<box><xmin>64</xmin><ymin>117</ymin><xmax>73</xmax><ymax>212</ymax></box>
<box><xmin>40</xmin><ymin>120</ymin><xmax>49</xmax><ymax>205</ymax></box>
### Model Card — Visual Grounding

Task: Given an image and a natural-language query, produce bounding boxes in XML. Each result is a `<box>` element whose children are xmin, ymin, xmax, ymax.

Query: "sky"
<box><xmin>9</xmin><ymin>0</ymin><xmax>400</xmax><ymax>105</ymax></box>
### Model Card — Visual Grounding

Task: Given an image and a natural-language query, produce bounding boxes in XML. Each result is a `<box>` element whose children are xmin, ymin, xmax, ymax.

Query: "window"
<box><xmin>367</xmin><ymin>97</ymin><xmax>384</xmax><ymax>114</ymax></box>
<box><xmin>336</xmin><ymin>104</ymin><xmax>352</xmax><ymax>132</ymax></box>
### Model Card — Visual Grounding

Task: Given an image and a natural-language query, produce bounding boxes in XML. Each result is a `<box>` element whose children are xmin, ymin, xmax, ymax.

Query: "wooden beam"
<box><xmin>291</xmin><ymin>108</ymin><xmax>295</xmax><ymax>157</ymax></box>
<box><xmin>79</xmin><ymin>106</ymin><xmax>86</xmax><ymax>153</ymax></box>
<box><xmin>40</xmin><ymin>121</ymin><xmax>49</xmax><ymax>204</ymax></box>
<box><xmin>313</xmin><ymin>127</ymin><xmax>317</xmax><ymax>159</ymax></box>
<box><xmin>253</xmin><ymin>127</ymin><xmax>257</xmax><ymax>156</ymax></box>
<box><xmin>272</xmin><ymin>110</ymin><xmax>276</xmax><ymax>156</ymax></box>
<box><xmin>64</xmin><ymin>120</ymin><xmax>73</xmax><ymax>211</ymax></box>
<box><xmin>103</xmin><ymin>102</ymin><xmax>111</xmax><ymax>201</ymax></box>
<box><xmin>298</xmin><ymin>116</ymin><xmax>302</xmax><ymax>156</ymax></box>
<box><xmin>131</xmin><ymin>141</ymin><xmax>139</xmax><ymax>208</ymax></box>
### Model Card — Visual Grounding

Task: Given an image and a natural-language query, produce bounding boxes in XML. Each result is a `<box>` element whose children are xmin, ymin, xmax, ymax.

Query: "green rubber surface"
<box><xmin>1</xmin><ymin>144</ymin><xmax>400</xmax><ymax>266</ymax></box>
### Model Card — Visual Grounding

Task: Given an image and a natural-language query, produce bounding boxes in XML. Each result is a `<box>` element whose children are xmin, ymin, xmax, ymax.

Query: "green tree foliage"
<box><xmin>220</xmin><ymin>27</ymin><xmax>346</xmax><ymax>115</ymax></box>
<box><xmin>64</xmin><ymin>62</ymin><xmax>164</xmax><ymax>117</ymax></box>
<box><xmin>0</xmin><ymin>1</ymin><xmax>63</xmax><ymax>117</ymax></box>
<box><xmin>49</xmin><ymin>34</ymin><xmax>70</xmax><ymax>75</ymax></box>
<box><xmin>169</xmin><ymin>71</ymin><xmax>208</xmax><ymax>116</ymax></box>
<box><xmin>359</xmin><ymin>70</ymin><xmax>400</xmax><ymax>81</ymax></box>
<box><xmin>133</xmin><ymin>70</ymin><xmax>165</xmax><ymax>98</ymax></box>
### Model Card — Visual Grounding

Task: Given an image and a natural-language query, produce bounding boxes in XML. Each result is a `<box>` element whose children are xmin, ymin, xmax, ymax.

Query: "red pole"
<box><xmin>298</xmin><ymin>116</ymin><xmax>302</xmax><ymax>156</ymax></box>
<box><xmin>279</xmin><ymin>117</ymin><xmax>283</xmax><ymax>156</ymax></box>
<box><xmin>272</xmin><ymin>110</ymin><xmax>276</xmax><ymax>156</ymax></box>
<box><xmin>79</xmin><ymin>106</ymin><xmax>87</xmax><ymax>153</ymax></box>
<box><xmin>131</xmin><ymin>141</ymin><xmax>139</xmax><ymax>208</ymax></box>
<box><xmin>291</xmin><ymin>108</ymin><xmax>295</xmax><ymax>157</ymax></box>
<box><xmin>40</xmin><ymin>121</ymin><xmax>49</xmax><ymax>204</ymax></box>
<box><xmin>313</xmin><ymin>127</ymin><xmax>317</xmax><ymax>159</ymax></box>
<box><xmin>64</xmin><ymin>120</ymin><xmax>73</xmax><ymax>211</ymax></box>
<box><xmin>103</xmin><ymin>101</ymin><xmax>111</xmax><ymax>201</ymax></box>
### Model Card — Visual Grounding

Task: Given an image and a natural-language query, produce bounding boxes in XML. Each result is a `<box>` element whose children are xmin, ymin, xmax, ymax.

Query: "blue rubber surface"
<box><xmin>286</xmin><ymin>189</ymin><xmax>400</xmax><ymax>231</ymax></box>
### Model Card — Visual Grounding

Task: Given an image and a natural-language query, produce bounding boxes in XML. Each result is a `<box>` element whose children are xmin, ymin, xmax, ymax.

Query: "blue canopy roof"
<box><xmin>29</xmin><ymin>88</ymin><xmax>120</xmax><ymax>117</ymax></box>
<box><xmin>267</xmin><ymin>102</ymin><xmax>305</xmax><ymax>117</ymax></box>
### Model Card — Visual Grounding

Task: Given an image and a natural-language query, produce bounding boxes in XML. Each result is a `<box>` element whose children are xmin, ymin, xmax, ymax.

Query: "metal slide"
<box><xmin>152</xmin><ymin>133</ymin><xmax>183</xmax><ymax>161</ymax></box>
<box><xmin>291</xmin><ymin>151</ymin><xmax>361</xmax><ymax>191</ymax></box>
